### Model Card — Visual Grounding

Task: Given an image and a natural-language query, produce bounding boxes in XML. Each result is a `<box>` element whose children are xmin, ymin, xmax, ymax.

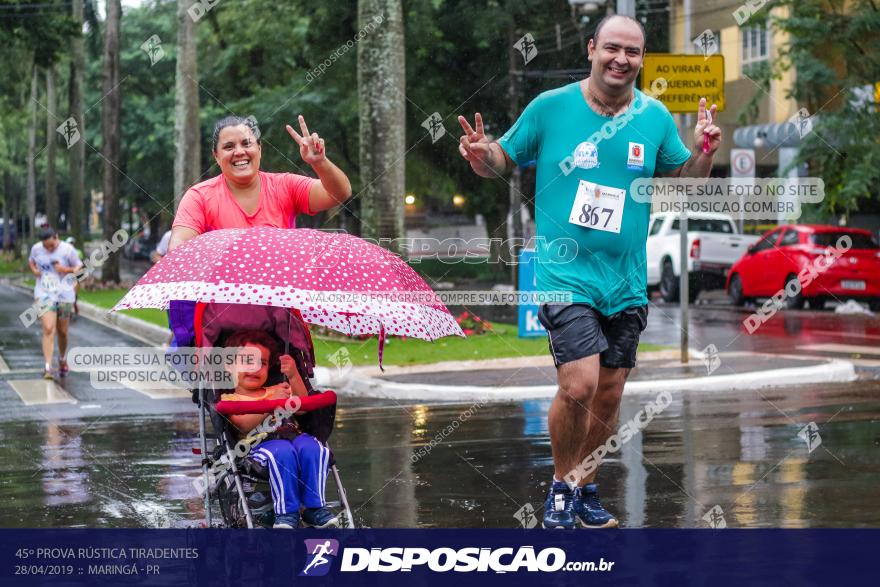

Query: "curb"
<box><xmin>77</xmin><ymin>300</ymin><xmax>170</xmax><ymax>346</ymax></box>
<box><xmin>344</xmin><ymin>348</ymin><xmax>700</xmax><ymax>379</ymax></box>
<box><xmin>338</xmin><ymin>358</ymin><xmax>857</xmax><ymax>402</ymax></box>
<box><xmin>1</xmin><ymin>282</ymin><xmax>859</xmax><ymax>400</ymax></box>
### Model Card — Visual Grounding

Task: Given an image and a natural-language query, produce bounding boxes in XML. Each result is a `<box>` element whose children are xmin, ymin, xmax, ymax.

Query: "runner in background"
<box><xmin>151</xmin><ymin>230</ymin><xmax>172</xmax><ymax>264</ymax></box>
<box><xmin>28</xmin><ymin>227</ymin><xmax>83</xmax><ymax>379</ymax></box>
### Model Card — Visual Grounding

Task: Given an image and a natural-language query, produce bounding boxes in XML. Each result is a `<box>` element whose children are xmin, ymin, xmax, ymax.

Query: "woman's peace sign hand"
<box><xmin>286</xmin><ymin>115</ymin><xmax>326</xmax><ymax>167</ymax></box>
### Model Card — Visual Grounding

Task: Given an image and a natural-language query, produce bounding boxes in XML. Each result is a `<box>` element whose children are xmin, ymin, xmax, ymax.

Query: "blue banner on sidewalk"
<box><xmin>1</xmin><ymin>529</ymin><xmax>876</xmax><ymax>586</ymax></box>
<box><xmin>517</xmin><ymin>249</ymin><xmax>545</xmax><ymax>337</ymax></box>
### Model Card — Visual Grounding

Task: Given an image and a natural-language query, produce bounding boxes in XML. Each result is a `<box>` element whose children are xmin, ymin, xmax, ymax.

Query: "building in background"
<box><xmin>668</xmin><ymin>0</ymin><xmax>802</xmax><ymax>178</ymax></box>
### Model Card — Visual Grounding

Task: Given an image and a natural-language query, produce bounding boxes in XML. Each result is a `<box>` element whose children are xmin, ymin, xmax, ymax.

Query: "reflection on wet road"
<box><xmin>1</xmin><ymin>380</ymin><xmax>877</xmax><ymax>529</ymax></box>
<box><xmin>643</xmin><ymin>302</ymin><xmax>880</xmax><ymax>359</ymax></box>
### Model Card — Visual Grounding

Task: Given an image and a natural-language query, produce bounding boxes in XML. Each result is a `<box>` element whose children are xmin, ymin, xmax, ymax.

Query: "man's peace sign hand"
<box><xmin>695</xmin><ymin>98</ymin><xmax>721</xmax><ymax>155</ymax></box>
<box><xmin>458</xmin><ymin>113</ymin><xmax>493</xmax><ymax>169</ymax></box>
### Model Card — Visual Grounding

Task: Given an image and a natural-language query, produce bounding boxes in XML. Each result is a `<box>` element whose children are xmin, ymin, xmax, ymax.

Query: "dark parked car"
<box><xmin>0</xmin><ymin>221</ymin><xmax>17</xmax><ymax>248</ymax></box>
<box><xmin>123</xmin><ymin>232</ymin><xmax>155</xmax><ymax>261</ymax></box>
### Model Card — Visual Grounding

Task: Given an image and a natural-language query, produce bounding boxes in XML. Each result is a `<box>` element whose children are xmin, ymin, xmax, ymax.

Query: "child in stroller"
<box><xmin>221</xmin><ymin>329</ymin><xmax>340</xmax><ymax>529</ymax></box>
<box><xmin>172</xmin><ymin>300</ymin><xmax>352</xmax><ymax>529</ymax></box>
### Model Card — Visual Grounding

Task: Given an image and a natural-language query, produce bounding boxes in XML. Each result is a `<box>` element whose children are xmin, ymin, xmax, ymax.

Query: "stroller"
<box><xmin>171</xmin><ymin>300</ymin><xmax>356</xmax><ymax>529</ymax></box>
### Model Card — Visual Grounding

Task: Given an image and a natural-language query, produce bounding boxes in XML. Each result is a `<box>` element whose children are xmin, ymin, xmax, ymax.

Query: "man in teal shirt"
<box><xmin>458</xmin><ymin>14</ymin><xmax>721</xmax><ymax>529</ymax></box>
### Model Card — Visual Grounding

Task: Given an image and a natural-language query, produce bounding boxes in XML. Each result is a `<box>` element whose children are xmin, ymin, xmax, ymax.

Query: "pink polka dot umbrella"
<box><xmin>112</xmin><ymin>227</ymin><xmax>464</xmax><ymax>347</ymax></box>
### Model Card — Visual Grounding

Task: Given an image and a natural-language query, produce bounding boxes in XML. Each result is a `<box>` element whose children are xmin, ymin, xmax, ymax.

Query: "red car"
<box><xmin>726</xmin><ymin>224</ymin><xmax>880</xmax><ymax>310</ymax></box>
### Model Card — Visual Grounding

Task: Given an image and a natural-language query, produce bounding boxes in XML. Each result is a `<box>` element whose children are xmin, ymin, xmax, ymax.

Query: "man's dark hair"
<box><xmin>38</xmin><ymin>226</ymin><xmax>57</xmax><ymax>241</ymax></box>
<box><xmin>591</xmin><ymin>14</ymin><xmax>647</xmax><ymax>49</ymax></box>
<box><xmin>211</xmin><ymin>115</ymin><xmax>262</xmax><ymax>152</ymax></box>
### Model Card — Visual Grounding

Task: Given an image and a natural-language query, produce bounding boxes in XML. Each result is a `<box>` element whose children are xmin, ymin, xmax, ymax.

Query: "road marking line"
<box><xmin>0</xmin><ymin>369</ymin><xmax>45</xmax><ymax>376</ymax></box>
<box><xmin>9</xmin><ymin>379</ymin><xmax>77</xmax><ymax>405</ymax></box>
<box><xmin>0</xmin><ymin>354</ymin><xmax>9</xmax><ymax>373</ymax></box>
<box><xmin>117</xmin><ymin>380</ymin><xmax>191</xmax><ymax>400</ymax></box>
<box><xmin>798</xmin><ymin>343</ymin><xmax>880</xmax><ymax>357</ymax></box>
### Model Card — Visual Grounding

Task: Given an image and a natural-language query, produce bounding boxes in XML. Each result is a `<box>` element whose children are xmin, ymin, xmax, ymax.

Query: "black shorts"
<box><xmin>538</xmin><ymin>303</ymin><xmax>648</xmax><ymax>369</ymax></box>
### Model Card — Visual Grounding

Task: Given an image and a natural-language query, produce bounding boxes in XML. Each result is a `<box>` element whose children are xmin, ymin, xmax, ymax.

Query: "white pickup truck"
<box><xmin>646</xmin><ymin>212</ymin><xmax>760</xmax><ymax>302</ymax></box>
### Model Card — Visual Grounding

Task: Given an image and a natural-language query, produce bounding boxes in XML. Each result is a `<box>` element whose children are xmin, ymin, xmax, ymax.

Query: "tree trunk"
<box><xmin>11</xmin><ymin>178</ymin><xmax>22</xmax><ymax>258</ymax></box>
<box><xmin>357</xmin><ymin>0</ymin><xmax>405</xmax><ymax>245</ymax></box>
<box><xmin>2</xmin><ymin>173</ymin><xmax>9</xmax><ymax>251</ymax></box>
<box><xmin>69</xmin><ymin>0</ymin><xmax>86</xmax><ymax>244</ymax></box>
<box><xmin>26</xmin><ymin>61</ymin><xmax>38</xmax><ymax>243</ymax></box>
<box><xmin>101</xmin><ymin>0</ymin><xmax>122</xmax><ymax>284</ymax></box>
<box><xmin>45</xmin><ymin>62</ymin><xmax>59</xmax><ymax>230</ymax></box>
<box><xmin>173</xmin><ymin>0</ymin><xmax>201</xmax><ymax>209</ymax></box>
<box><xmin>507</xmin><ymin>23</ymin><xmax>523</xmax><ymax>287</ymax></box>
<box><xmin>485</xmin><ymin>184</ymin><xmax>509</xmax><ymax>268</ymax></box>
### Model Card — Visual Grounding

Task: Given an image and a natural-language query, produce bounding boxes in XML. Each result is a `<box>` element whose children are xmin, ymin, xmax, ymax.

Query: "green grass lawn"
<box><xmin>313</xmin><ymin>326</ymin><xmax>664</xmax><ymax>366</ymax></box>
<box><xmin>407</xmin><ymin>258</ymin><xmax>509</xmax><ymax>283</ymax></box>
<box><xmin>76</xmin><ymin>287</ymin><xmax>665</xmax><ymax>366</ymax></box>
<box><xmin>0</xmin><ymin>253</ymin><xmax>28</xmax><ymax>275</ymax></box>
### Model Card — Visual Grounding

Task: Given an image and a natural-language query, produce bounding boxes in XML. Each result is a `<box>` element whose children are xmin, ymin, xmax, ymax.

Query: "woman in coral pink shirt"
<box><xmin>169</xmin><ymin>115</ymin><xmax>352</xmax><ymax>250</ymax></box>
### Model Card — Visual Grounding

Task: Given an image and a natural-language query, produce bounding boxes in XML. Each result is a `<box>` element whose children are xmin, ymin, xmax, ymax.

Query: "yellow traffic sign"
<box><xmin>641</xmin><ymin>54</ymin><xmax>725</xmax><ymax>113</ymax></box>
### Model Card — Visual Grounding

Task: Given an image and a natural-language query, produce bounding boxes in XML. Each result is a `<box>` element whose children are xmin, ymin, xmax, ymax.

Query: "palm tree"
<box><xmin>69</xmin><ymin>0</ymin><xmax>86</xmax><ymax>244</ymax></box>
<box><xmin>173</xmin><ymin>0</ymin><xmax>201</xmax><ymax>211</ymax></box>
<box><xmin>357</xmin><ymin>0</ymin><xmax>405</xmax><ymax>245</ymax></box>
<box><xmin>101</xmin><ymin>0</ymin><xmax>122</xmax><ymax>283</ymax></box>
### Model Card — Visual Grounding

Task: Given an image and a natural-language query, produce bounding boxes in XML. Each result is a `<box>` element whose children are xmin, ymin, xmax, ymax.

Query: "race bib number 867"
<box><xmin>568</xmin><ymin>180</ymin><xmax>625</xmax><ymax>233</ymax></box>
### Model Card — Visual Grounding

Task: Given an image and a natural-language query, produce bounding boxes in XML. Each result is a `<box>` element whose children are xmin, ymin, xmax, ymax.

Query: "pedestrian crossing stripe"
<box><xmin>9</xmin><ymin>379</ymin><xmax>77</xmax><ymax>405</ymax></box>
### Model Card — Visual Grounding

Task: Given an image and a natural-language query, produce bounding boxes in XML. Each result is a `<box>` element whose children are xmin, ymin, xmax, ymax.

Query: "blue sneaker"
<box><xmin>273</xmin><ymin>513</ymin><xmax>300</xmax><ymax>529</ymax></box>
<box><xmin>574</xmin><ymin>484</ymin><xmax>618</xmax><ymax>528</ymax></box>
<box><xmin>301</xmin><ymin>507</ymin><xmax>340</xmax><ymax>529</ymax></box>
<box><xmin>542</xmin><ymin>481</ymin><xmax>576</xmax><ymax>529</ymax></box>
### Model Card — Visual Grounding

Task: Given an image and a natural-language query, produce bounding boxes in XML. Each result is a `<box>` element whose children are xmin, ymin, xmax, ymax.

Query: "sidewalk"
<box><xmin>3</xmin><ymin>280</ymin><xmax>857</xmax><ymax>404</ymax></box>
<box><xmin>334</xmin><ymin>350</ymin><xmax>857</xmax><ymax>402</ymax></box>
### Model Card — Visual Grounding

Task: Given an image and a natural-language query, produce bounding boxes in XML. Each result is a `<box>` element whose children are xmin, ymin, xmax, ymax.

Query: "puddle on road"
<box><xmin>0</xmin><ymin>417</ymin><xmax>203</xmax><ymax>528</ymax></box>
<box><xmin>0</xmin><ymin>382</ymin><xmax>878</xmax><ymax>528</ymax></box>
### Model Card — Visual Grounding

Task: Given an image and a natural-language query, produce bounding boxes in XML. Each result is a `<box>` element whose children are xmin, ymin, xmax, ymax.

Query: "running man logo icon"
<box><xmin>139</xmin><ymin>34</ymin><xmax>164</xmax><ymax>66</ymax></box>
<box><xmin>56</xmin><ymin>117</ymin><xmax>81</xmax><ymax>149</ymax></box>
<box><xmin>514</xmin><ymin>503</ymin><xmax>538</xmax><ymax>529</ymax></box>
<box><xmin>702</xmin><ymin>505</ymin><xmax>727</xmax><ymax>529</ymax></box>
<box><xmin>514</xmin><ymin>33</ymin><xmax>538</xmax><ymax>65</ymax></box>
<box><xmin>701</xmin><ymin>344</ymin><xmax>721</xmax><ymax>375</ymax></box>
<box><xmin>798</xmin><ymin>422</ymin><xmax>822</xmax><ymax>453</ymax></box>
<box><xmin>244</xmin><ymin>115</ymin><xmax>262</xmax><ymax>141</ymax></box>
<box><xmin>421</xmin><ymin>112</ymin><xmax>446</xmax><ymax>144</ymax></box>
<box><xmin>788</xmin><ymin>108</ymin><xmax>813</xmax><ymax>139</ymax></box>
<box><xmin>693</xmin><ymin>29</ymin><xmax>718</xmax><ymax>58</ymax></box>
<box><xmin>304</xmin><ymin>228</ymin><xmax>350</xmax><ymax>269</ymax></box>
<box><xmin>327</xmin><ymin>347</ymin><xmax>353</xmax><ymax>380</ymax></box>
<box><xmin>300</xmin><ymin>539</ymin><xmax>339</xmax><ymax>577</ymax></box>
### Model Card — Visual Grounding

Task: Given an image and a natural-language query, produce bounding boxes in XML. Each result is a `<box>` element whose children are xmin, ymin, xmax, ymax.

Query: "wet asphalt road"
<box><xmin>1</xmin><ymin>383</ymin><xmax>877</xmax><ymax>529</ymax></box>
<box><xmin>0</xmin><ymin>284</ymin><xmax>878</xmax><ymax>529</ymax></box>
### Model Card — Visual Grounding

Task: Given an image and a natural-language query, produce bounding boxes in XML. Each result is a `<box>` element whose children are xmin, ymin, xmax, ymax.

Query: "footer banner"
<box><xmin>1</xmin><ymin>529</ymin><xmax>875</xmax><ymax>585</ymax></box>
